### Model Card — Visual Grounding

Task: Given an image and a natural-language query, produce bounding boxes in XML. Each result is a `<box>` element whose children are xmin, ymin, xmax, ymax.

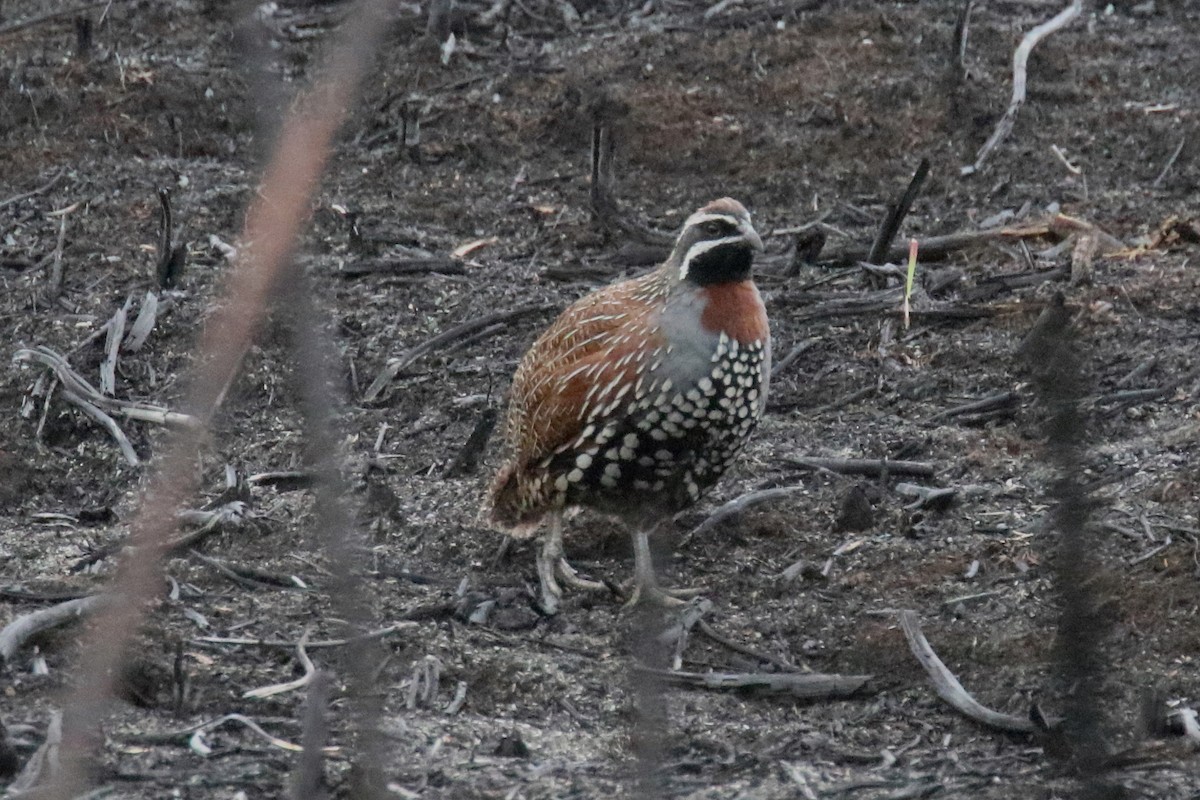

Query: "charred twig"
<box><xmin>0</xmin><ymin>596</ymin><xmax>107</xmax><ymax>668</ymax></box>
<box><xmin>782</xmin><ymin>456</ymin><xmax>935</xmax><ymax>479</ymax></box>
<box><xmin>681</xmin><ymin>486</ymin><xmax>805</xmax><ymax>547</ymax></box>
<box><xmin>1152</xmin><ymin>137</ymin><xmax>1186</xmax><ymax>189</ymax></box>
<box><xmin>770</xmin><ymin>338</ymin><xmax>818</xmax><ymax>378</ymax></box>
<box><xmin>924</xmin><ymin>390</ymin><xmax>1019</xmax><ymax>424</ymax></box>
<box><xmin>810</xmin><ymin>384</ymin><xmax>877</xmax><ymax>415</ymax></box>
<box><xmin>0</xmin><ymin>169</ymin><xmax>64</xmax><ymax>211</ymax></box>
<box><xmin>868</xmin><ymin>158</ymin><xmax>930</xmax><ymax>265</ymax></box>
<box><xmin>695</xmin><ymin>620</ymin><xmax>795</xmax><ymax>672</ymax></box>
<box><xmin>898</xmin><ymin>610</ymin><xmax>1038</xmax><ymax>733</ymax></box>
<box><xmin>443</xmin><ymin>406</ymin><xmax>499</xmax><ymax>478</ymax></box>
<box><xmin>817</xmin><ymin>221</ymin><xmax>1053</xmax><ymax>266</ymax></box>
<box><xmin>961</xmin><ymin>265</ymin><xmax>1069</xmax><ymax>302</ymax></box>
<box><xmin>962</xmin><ymin>0</ymin><xmax>1084</xmax><ymax>175</ymax></box>
<box><xmin>336</xmin><ymin>257</ymin><xmax>466</xmax><ymax>277</ymax></box>
<box><xmin>589</xmin><ymin>121</ymin><xmax>673</xmax><ymax>247</ymax></box>
<box><xmin>362</xmin><ymin>303</ymin><xmax>552</xmax><ymax>402</ymax></box>
<box><xmin>636</xmin><ymin>667</ymin><xmax>871</xmax><ymax>699</ymax></box>
<box><xmin>44</xmin><ymin>208</ymin><xmax>72</xmax><ymax>303</ymax></box>
<box><xmin>156</xmin><ymin>188</ymin><xmax>187</xmax><ymax>288</ymax></box>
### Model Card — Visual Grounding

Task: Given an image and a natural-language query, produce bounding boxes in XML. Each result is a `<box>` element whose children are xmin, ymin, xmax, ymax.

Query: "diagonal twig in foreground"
<box><xmin>43</xmin><ymin>2</ymin><xmax>394</xmax><ymax>797</ymax></box>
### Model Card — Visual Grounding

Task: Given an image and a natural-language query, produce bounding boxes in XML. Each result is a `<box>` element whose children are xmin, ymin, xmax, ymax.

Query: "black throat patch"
<box><xmin>685</xmin><ymin>241</ymin><xmax>754</xmax><ymax>286</ymax></box>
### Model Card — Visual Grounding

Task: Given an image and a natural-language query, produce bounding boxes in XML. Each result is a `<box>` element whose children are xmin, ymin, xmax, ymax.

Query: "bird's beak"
<box><xmin>743</xmin><ymin>225</ymin><xmax>764</xmax><ymax>252</ymax></box>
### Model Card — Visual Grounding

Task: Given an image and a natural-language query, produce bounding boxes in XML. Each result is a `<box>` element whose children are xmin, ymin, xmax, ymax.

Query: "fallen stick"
<box><xmin>636</xmin><ymin>667</ymin><xmax>871</xmax><ymax>699</ymax></box>
<box><xmin>898</xmin><ymin>609</ymin><xmax>1037</xmax><ymax>733</ymax></box>
<box><xmin>244</xmin><ymin>635</ymin><xmax>316</xmax><ymax>699</ymax></box>
<box><xmin>336</xmin><ymin>257</ymin><xmax>466</xmax><ymax>277</ymax></box>
<box><xmin>782</xmin><ymin>456</ymin><xmax>935</xmax><ymax>479</ymax></box>
<box><xmin>13</xmin><ymin>345</ymin><xmax>200</xmax><ymax>430</ymax></box>
<box><xmin>962</xmin><ymin>0</ymin><xmax>1084</xmax><ymax>175</ymax></box>
<box><xmin>0</xmin><ymin>169</ymin><xmax>64</xmax><ymax>211</ymax></box>
<box><xmin>7</xmin><ymin>712</ymin><xmax>63</xmax><ymax>794</ymax></box>
<box><xmin>362</xmin><ymin>303</ymin><xmax>552</xmax><ymax>402</ymax></box>
<box><xmin>194</xmin><ymin>624</ymin><xmax>415</xmax><ymax>650</ymax></box>
<box><xmin>681</xmin><ymin>485</ymin><xmax>805</xmax><ymax>547</ymax></box>
<box><xmin>924</xmin><ymin>390</ymin><xmax>1019</xmax><ymax>424</ymax></box>
<box><xmin>60</xmin><ymin>388</ymin><xmax>139</xmax><ymax>465</ymax></box>
<box><xmin>0</xmin><ymin>596</ymin><xmax>107</xmax><ymax>667</ymax></box>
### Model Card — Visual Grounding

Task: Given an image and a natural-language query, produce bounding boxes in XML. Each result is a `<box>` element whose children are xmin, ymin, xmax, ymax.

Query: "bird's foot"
<box><xmin>556</xmin><ymin>558</ymin><xmax>607</xmax><ymax>593</ymax></box>
<box><xmin>621</xmin><ymin>580</ymin><xmax>705</xmax><ymax>610</ymax></box>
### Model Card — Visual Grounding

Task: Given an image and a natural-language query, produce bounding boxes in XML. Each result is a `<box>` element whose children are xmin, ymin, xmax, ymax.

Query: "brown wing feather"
<box><xmin>488</xmin><ymin>272</ymin><xmax>666</xmax><ymax>528</ymax></box>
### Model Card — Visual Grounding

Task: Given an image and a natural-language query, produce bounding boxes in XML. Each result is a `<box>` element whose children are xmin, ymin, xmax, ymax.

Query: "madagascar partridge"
<box><xmin>487</xmin><ymin>198</ymin><xmax>769</xmax><ymax>612</ymax></box>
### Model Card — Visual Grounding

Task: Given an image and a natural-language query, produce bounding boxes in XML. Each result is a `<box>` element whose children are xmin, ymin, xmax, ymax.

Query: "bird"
<box><xmin>486</xmin><ymin>198</ymin><xmax>770</xmax><ymax>613</ymax></box>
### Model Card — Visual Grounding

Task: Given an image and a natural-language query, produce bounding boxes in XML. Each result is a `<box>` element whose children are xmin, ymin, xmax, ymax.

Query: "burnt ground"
<box><xmin>2</xmin><ymin>0</ymin><xmax>1200</xmax><ymax>797</ymax></box>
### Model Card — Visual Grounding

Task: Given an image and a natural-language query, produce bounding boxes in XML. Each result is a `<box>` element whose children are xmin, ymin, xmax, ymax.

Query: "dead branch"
<box><xmin>923</xmin><ymin>390</ymin><xmax>1019</xmax><ymax>424</ymax></box>
<box><xmin>1152</xmin><ymin>136</ymin><xmax>1186</xmax><ymax>189</ymax></box>
<box><xmin>0</xmin><ymin>596</ymin><xmax>107</xmax><ymax>667</ymax></box>
<box><xmin>868</xmin><ymin>158</ymin><xmax>930</xmax><ymax>265</ymax></box>
<box><xmin>695</xmin><ymin>619</ymin><xmax>795</xmax><ymax>672</ymax></box>
<box><xmin>362</xmin><ymin>303</ymin><xmax>553</xmax><ymax>402</ymax></box>
<box><xmin>44</xmin><ymin>211</ymin><xmax>70</xmax><ymax>303</ymax></box>
<box><xmin>0</xmin><ymin>169</ymin><xmax>64</xmax><ymax>211</ymax></box>
<box><xmin>59</xmin><ymin>388</ymin><xmax>140</xmax><ymax>465</ymax></box>
<box><xmin>962</xmin><ymin>0</ymin><xmax>1084</xmax><ymax>175</ymax></box>
<box><xmin>898</xmin><ymin>610</ymin><xmax>1037</xmax><ymax>733</ymax></box>
<box><xmin>245</xmin><ymin>634</ymin><xmax>316</xmax><ymax>699</ymax></box>
<box><xmin>0</xmin><ymin>1</ymin><xmax>135</xmax><ymax>37</ymax></box>
<box><xmin>443</xmin><ymin>406</ymin><xmax>498</xmax><ymax>478</ymax></box>
<box><xmin>156</xmin><ymin>188</ymin><xmax>186</xmax><ymax>288</ymax></box>
<box><xmin>770</xmin><ymin>337</ymin><xmax>818</xmax><ymax>378</ymax></box>
<box><xmin>14</xmin><ymin>346</ymin><xmax>201</xmax><ymax>430</ymax></box>
<box><xmin>589</xmin><ymin>121</ymin><xmax>673</xmax><ymax>247</ymax></box>
<box><xmin>194</xmin><ymin>624</ymin><xmax>415</xmax><ymax>650</ymax></box>
<box><xmin>123</xmin><ymin>291</ymin><xmax>159</xmax><ymax>352</ymax></box>
<box><xmin>681</xmin><ymin>486</ymin><xmax>805</xmax><ymax>547</ymax></box>
<box><xmin>336</xmin><ymin>257</ymin><xmax>466</xmax><ymax>277</ymax></box>
<box><xmin>782</xmin><ymin>456</ymin><xmax>935</xmax><ymax>479</ymax></box>
<box><xmin>7</xmin><ymin>712</ymin><xmax>63</xmax><ymax>796</ymax></box>
<box><xmin>99</xmin><ymin>295</ymin><xmax>133</xmax><ymax>396</ymax></box>
<box><xmin>636</xmin><ymin>667</ymin><xmax>872</xmax><ymax>699</ymax></box>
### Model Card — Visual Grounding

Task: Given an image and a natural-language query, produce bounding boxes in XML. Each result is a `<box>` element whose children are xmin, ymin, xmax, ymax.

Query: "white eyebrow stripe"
<box><xmin>683</xmin><ymin>211</ymin><xmax>739</xmax><ymax>229</ymax></box>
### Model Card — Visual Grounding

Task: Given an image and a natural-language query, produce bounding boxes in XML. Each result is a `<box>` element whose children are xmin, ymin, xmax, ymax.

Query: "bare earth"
<box><xmin>1</xmin><ymin>0</ymin><xmax>1199</xmax><ymax>797</ymax></box>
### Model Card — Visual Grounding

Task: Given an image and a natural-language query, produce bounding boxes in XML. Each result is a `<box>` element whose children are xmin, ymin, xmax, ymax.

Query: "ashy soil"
<box><xmin>2</xmin><ymin>0</ymin><xmax>1199</xmax><ymax>798</ymax></box>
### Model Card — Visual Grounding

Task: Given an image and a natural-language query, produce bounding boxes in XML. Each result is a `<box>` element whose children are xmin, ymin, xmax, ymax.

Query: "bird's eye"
<box><xmin>702</xmin><ymin>221</ymin><xmax>724</xmax><ymax>235</ymax></box>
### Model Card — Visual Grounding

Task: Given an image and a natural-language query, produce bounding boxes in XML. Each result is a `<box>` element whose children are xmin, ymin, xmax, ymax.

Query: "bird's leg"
<box><xmin>538</xmin><ymin>514</ymin><xmax>605</xmax><ymax>613</ymax></box>
<box><xmin>624</xmin><ymin>527</ymin><xmax>704</xmax><ymax>608</ymax></box>
<box><xmin>536</xmin><ymin>521</ymin><xmax>564</xmax><ymax>615</ymax></box>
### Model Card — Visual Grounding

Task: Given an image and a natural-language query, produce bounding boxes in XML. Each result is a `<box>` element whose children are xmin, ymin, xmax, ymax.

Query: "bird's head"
<box><xmin>670</xmin><ymin>197</ymin><xmax>764</xmax><ymax>287</ymax></box>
